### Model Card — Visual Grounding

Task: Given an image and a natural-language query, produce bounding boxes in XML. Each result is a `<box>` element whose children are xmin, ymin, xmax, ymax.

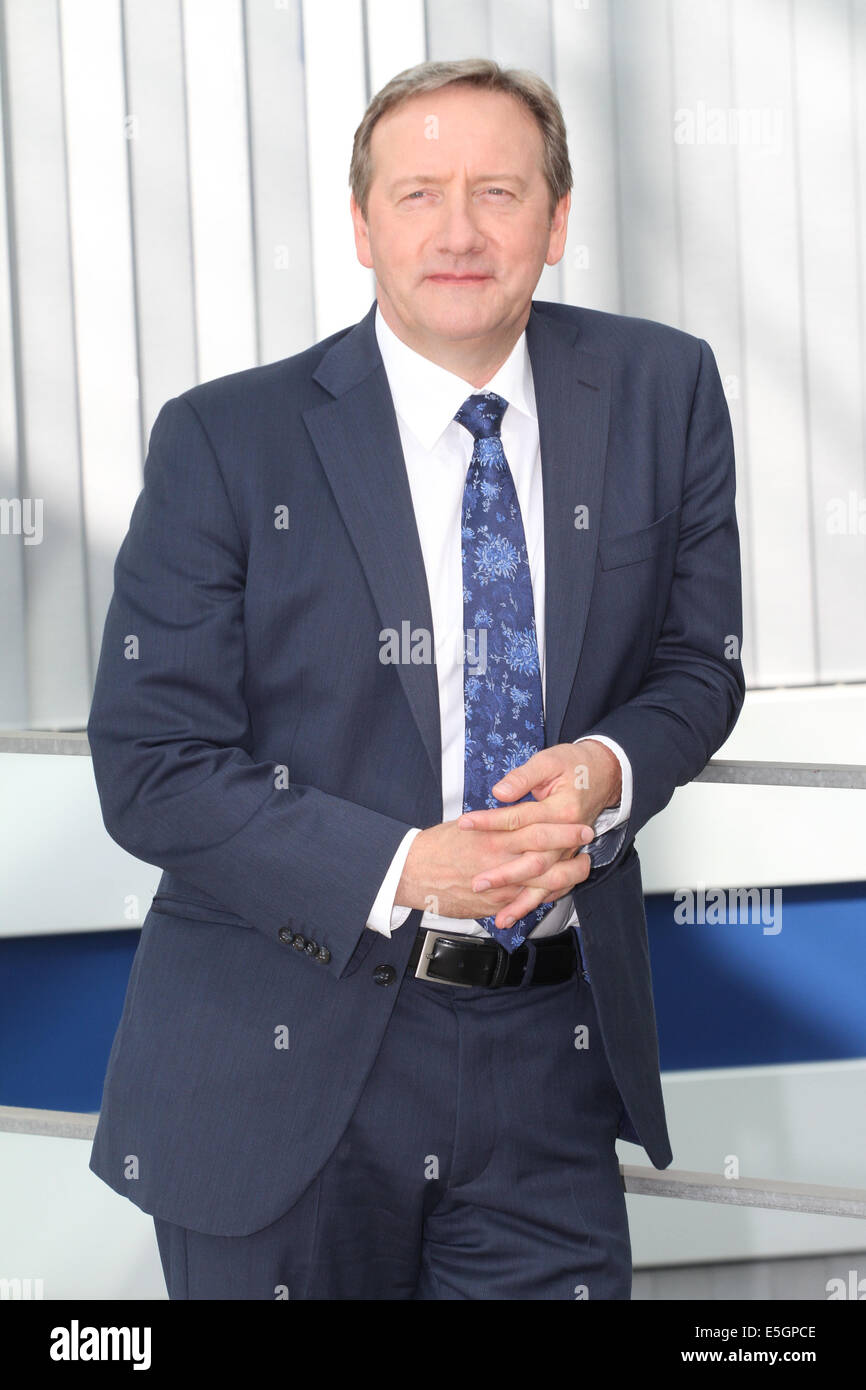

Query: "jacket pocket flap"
<box><xmin>149</xmin><ymin>893</ymin><xmax>251</xmax><ymax>928</ymax></box>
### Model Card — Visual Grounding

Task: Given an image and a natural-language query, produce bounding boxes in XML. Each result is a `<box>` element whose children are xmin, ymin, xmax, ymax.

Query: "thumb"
<box><xmin>492</xmin><ymin>748</ymin><xmax>559</xmax><ymax>800</ymax></box>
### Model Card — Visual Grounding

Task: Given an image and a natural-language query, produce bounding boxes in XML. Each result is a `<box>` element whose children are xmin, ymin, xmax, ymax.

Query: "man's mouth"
<box><xmin>426</xmin><ymin>273</ymin><xmax>491</xmax><ymax>283</ymax></box>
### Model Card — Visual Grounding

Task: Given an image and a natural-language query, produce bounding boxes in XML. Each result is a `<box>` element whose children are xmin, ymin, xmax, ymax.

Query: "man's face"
<box><xmin>351</xmin><ymin>84</ymin><xmax>569</xmax><ymax>356</ymax></box>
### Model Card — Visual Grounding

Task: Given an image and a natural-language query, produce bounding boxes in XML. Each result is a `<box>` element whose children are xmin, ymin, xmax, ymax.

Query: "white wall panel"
<box><xmin>0</xmin><ymin>0</ymin><xmax>863</xmax><ymax>721</ymax></box>
<box><xmin>612</xmin><ymin>0</ymin><xmax>681</xmax><ymax>325</ymax></box>
<box><xmin>245</xmin><ymin>0</ymin><xmax>316</xmax><ymax>362</ymax></box>
<box><xmin>732</xmin><ymin>0</ymin><xmax>815</xmax><ymax>687</ymax></box>
<box><xmin>553</xmin><ymin>0</ymin><xmax>622</xmax><ymax>313</ymax></box>
<box><xmin>365</xmin><ymin>0</ymin><xmax>426</xmax><ymax>97</ymax></box>
<box><xmin>59</xmin><ymin>0</ymin><xmax>141</xmax><ymax>679</ymax></box>
<box><xmin>0</xmin><ymin>753</ymin><xmax>160</xmax><ymax>936</ymax></box>
<box><xmin>3</xmin><ymin>0</ymin><xmax>90</xmax><ymax>727</ymax></box>
<box><xmin>670</xmin><ymin>0</ymin><xmax>756</xmax><ymax>686</ymax></box>
<box><xmin>0</xmin><ymin>1128</ymin><xmax>166</xmax><ymax>1299</ymax></box>
<box><xmin>856</xmin><ymin>0</ymin><xmax>866</xmax><ymax>523</ymax></box>
<box><xmin>792</xmin><ymin>0</ymin><xmax>866</xmax><ymax>682</ymax></box>
<box><xmin>301</xmin><ymin>0</ymin><xmax>373</xmax><ymax>339</ymax></box>
<box><xmin>491</xmin><ymin>0</ymin><xmax>554</xmax><ymax>83</ymax></box>
<box><xmin>183</xmin><ymin>0</ymin><xmax>256</xmax><ymax>381</ymax></box>
<box><xmin>123</xmin><ymin>0</ymin><xmax>198</xmax><ymax>431</ymax></box>
<box><xmin>426</xmin><ymin>0</ymin><xmax>489</xmax><ymax>59</ymax></box>
<box><xmin>636</xmin><ymin>681</ymin><xmax>866</xmax><ymax>893</ymax></box>
<box><xmin>0</xmin><ymin>16</ymin><xmax>27</xmax><ymax>730</ymax></box>
<box><xmin>622</xmin><ymin>1061</ymin><xmax>866</xmax><ymax>1266</ymax></box>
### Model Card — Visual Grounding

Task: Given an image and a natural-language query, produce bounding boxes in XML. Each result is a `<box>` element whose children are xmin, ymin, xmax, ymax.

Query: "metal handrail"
<box><xmin>2</xmin><ymin>731</ymin><xmax>864</xmax><ymax>1219</ymax></box>
<box><xmin>695</xmin><ymin>759</ymin><xmax>866</xmax><ymax>789</ymax></box>
<box><xmin>0</xmin><ymin>730</ymin><xmax>91</xmax><ymax>755</ymax></box>
<box><xmin>621</xmin><ymin>1165</ymin><xmax>866</xmax><ymax>1220</ymax></box>
<box><xmin>0</xmin><ymin>1104</ymin><xmax>862</xmax><ymax>1218</ymax></box>
<box><xmin>2</xmin><ymin>732</ymin><xmax>865</xmax><ymax>787</ymax></box>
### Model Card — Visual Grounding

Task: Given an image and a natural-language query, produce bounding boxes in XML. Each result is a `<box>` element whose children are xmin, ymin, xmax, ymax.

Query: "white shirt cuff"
<box><xmin>365</xmin><ymin>828</ymin><xmax>422</xmax><ymax>937</ymax></box>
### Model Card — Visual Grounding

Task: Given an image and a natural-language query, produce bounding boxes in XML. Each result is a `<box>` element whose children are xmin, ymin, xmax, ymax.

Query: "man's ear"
<box><xmin>545</xmin><ymin>190</ymin><xmax>571</xmax><ymax>268</ymax></box>
<box><xmin>350</xmin><ymin>193</ymin><xmax>374</xmax><ymax>270</ymax></box>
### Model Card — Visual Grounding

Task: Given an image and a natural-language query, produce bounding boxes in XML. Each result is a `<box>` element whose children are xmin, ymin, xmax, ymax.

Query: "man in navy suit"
<box><xmin>87</xmin><ymin>58</ymin><xmax>745</xmax><ymax>1300</ymax></box>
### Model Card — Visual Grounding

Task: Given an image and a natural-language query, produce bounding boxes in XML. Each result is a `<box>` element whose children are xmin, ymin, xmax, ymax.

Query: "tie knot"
<box><xmin>454</xmin><ymin>391</ymin><xmax>507</xmax><ymax>441</ymax></box>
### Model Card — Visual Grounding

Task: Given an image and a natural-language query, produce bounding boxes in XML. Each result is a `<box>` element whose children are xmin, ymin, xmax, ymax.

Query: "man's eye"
<box><xmin>403</xmin><ymin>188</ymin><xmax>511</xmax><ymax>201</ymax></box>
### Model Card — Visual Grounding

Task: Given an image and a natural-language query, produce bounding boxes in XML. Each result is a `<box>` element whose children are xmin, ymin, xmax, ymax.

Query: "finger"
<box><xmin>458</xmin><ymin>800</ymin><xmax>596</xmax><ymax>835</ymax></box>
<box><xmin>519</xmin><ymin>851</ymin><xmax>593</xmax><ymax>894</ymax></box>
<box><xmin>472</xmin><ymin>847</ymin><xmax>563</xmax><ymax>893</ymax></box>
<box><xmin>489</xmin><ymin>884</ymin><xmax>561</xmax><ymax>931</ymax></box>
<box><xmin>491</xmin><ymin>853</ymin><xmax>593</xmax><ymax>926</ymax></box>
<box><xmin>471</xmin><ymin>824</ymin><xmax>589</xmax><ymax>891</ymax></box>
<box><xmin>490</xmin><ymin>749</ymin><xmax>564</xmax><ymax>801</ymax></box>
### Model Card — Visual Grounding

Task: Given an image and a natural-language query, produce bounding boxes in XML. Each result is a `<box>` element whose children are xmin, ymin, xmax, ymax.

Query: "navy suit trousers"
<box><xmin>154</xmin><ymin>927</ymin><xmax>631</xmax><ymax>1301</ymax></box>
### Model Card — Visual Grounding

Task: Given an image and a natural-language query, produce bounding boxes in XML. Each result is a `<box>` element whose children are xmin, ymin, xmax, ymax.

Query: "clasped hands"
<box><xmin>395</xmin><ymin>739</ymin><xmax>622</xmax><ymax>932</ymax></box>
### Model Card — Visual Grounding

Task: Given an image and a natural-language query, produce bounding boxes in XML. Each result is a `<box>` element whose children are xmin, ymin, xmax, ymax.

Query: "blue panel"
<box><xmin>1</xmin><ymin>882</ymin><xmax>865</xmax><ymax>1112</ymax></box>
<box><xmin>0</xmin><ymin>929</ymin><xmax>140</xmax><ymax>1112</ymax></box>
<box><xmin>646</xmin><ymin>881</ymin><xmax>866</xmax><ymax>1070</ymax></box>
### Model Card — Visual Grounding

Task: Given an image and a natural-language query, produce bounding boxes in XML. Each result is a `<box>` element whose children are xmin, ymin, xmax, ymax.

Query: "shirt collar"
<box><xmin>374</xmin><ymin>302</ymin><xmax>536</xmax><ymax>452</ymax></box>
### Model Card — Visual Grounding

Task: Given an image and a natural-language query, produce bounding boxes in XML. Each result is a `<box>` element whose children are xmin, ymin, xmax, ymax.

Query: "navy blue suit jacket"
<box><xmin>87</xmin><ymin>297</ymin><xmax>745</xmax><ymax>1235</ymax></box>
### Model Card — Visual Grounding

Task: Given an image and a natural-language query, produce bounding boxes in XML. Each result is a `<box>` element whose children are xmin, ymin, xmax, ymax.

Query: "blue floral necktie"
<box><xmin>456</xmin><ymin>391</ymin><xmax>555</xmax><ymax>953</ymax></box>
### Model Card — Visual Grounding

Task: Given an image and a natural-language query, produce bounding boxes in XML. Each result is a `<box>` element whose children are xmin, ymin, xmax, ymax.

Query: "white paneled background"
<box><xmin>1</xmin><ymin>0</ymin><xmax>865</xmax><ymax>732</ymax></box>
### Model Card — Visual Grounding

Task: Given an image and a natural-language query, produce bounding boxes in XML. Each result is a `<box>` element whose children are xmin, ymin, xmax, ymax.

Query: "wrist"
<box><xmin>394</xmin><ymin>826</ymin><xmax>427</xmax><ymax>911</ymax></box>
<box><xmin>574</xmin><ymin>738</ymin><xmax>622</xmax><ymax>811</ymax></box>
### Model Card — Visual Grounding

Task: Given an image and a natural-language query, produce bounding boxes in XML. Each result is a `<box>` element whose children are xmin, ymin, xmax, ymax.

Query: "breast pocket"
<box><xmin>597</xmin><ymin>504</ymin><xmax>681</xmax><ymax>571</ymax></box>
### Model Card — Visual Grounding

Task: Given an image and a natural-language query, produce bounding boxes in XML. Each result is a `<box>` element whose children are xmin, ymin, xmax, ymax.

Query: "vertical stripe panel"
<box><xmin>244</xmin><ymin>0</ymin><xmax>316</xmax><ymax>362</ymax></box>
<box><xmin>0</xmin><ymin>0</ymin><xmax>864</xmax><ymax>727</ymax></box>
<box><xmin>0</xmin><ymin>5</ymin><xmax>28</xmax><ymax>727</ymax></box>
<box><xmin>552</xmin><ymin>0</ymin><xmax>622</xmax><ymax>313</ymax></box>
<box><xmin>611</xmin><ymin>0</ymin><xmax>682</xmax><ymax>325</ymax></box>
<box><xmin>425</xmin><ymin>0</ymin><xmax>490</xmax><ymax>58</ymax></box>
<box><xmin>4</xmin><ymin>0</ymin><xmax>90</xmax><ymax>726</ymax></box>
<box><xmin>854</xmin><ymin>0</ymin><xmax>866</xmax><ymax>522</ymax></box>
<box><xmin>490</xmin><ymin>0</ymin><xmax>553</xmax><ymax>83</ymax></box>
<box><xmin>670</xmin><ymin>0</ymin><xmax>755</xmax><ymax>684</ymax></box>
<box><xmin>183</xmin><ymin>0</ymin><xmax>256</xmax><ymax>381</ymax></box>
<box><xmin>123</xmin><ymin>0</ymin><xmax>198</xmax><ymax>430</ymax></box>
<box><xmin>301</xmin><ymin>0</ymin><xmax>372</xmax><ymax>339</ymax></box>
<box><xmin>365</xmin><ymin>0</ymin><xmax>426</xmax><ymax>96</ymax></box>
<box><xmin>59</xmin><ymin>0</ymin><xmax>140</xmax><ymax>671</ymax></box>
<box><xmin>792</xmin><ymin>0</ymin><xmax>866</xmax><ymax>680</ymax></box>
<box><xmin>732</xmin><ymin>0</ymin><xmax>815</xmax><ymax>685</ymax></box>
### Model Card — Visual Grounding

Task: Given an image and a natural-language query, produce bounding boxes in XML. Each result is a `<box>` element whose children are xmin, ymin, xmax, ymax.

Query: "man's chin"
<box><xmin>414</xmin><ymin>304</ymin><xmax>505</xmax><ymax>343</ymax></box>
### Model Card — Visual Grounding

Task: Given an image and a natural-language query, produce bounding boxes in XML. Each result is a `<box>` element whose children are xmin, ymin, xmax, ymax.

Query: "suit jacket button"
<box><xmin>317</xmin><ymin>946</ymin><xmax>331</xmax><ymax>964</ymax></box>
<box><xmin>292</xmin><ymin>934</ymin><xmax>306</xmax><ymax>951</ymax></box>
<box><xmin>278</xmin><ymin>927</ymin><xmax>292</xmax><ymax>944</ymax></box>
<box><xmin>373</xmin><ymin>964</ymin><xmax>396</xmax><ymax>986</ymax></box>
<box><xmin>305</xmin><ymin>940</ymin><xmax>318</xmax><ymax>957</ymax></box>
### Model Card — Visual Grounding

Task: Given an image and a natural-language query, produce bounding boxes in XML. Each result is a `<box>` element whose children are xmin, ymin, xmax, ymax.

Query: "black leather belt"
<box><xmin>406</xmin><ymin>926</ymin><xmax>578</xmax><ymax>989</ymax></box>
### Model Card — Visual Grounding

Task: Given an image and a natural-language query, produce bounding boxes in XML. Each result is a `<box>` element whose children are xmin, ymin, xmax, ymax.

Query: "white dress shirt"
<box><xmin>365</xmin><ymin>304</ymin><xmax>633</xmax><ymax>939</ymax></box>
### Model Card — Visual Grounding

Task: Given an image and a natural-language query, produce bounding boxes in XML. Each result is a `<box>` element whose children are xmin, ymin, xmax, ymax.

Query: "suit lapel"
<box><xmin>525</xmin><ymin>307</ymin><xmax>611</xmax><ymax>747</ymax></box>
<box><xmin>303</xmin><ymin>303</ymin><xmax>443</xmax><ymax>795</ymax></box>
<box><xmin>302</xmin><ymin>299</ymin><xmax>611</xmax><ymax>805</ymax></box>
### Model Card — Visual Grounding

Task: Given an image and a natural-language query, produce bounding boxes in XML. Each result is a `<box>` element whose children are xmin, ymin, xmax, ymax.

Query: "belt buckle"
<box><xmin>413</xmin><ymin>929</ymin><xmax>477</xmax><ymax>987</ymax></box>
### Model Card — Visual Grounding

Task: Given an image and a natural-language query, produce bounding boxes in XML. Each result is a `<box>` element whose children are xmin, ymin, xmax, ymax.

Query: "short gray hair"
<box><xmin>349</xmin><ymin>58</ymin><xmax>572</xmax><ymax>221</ymax></box>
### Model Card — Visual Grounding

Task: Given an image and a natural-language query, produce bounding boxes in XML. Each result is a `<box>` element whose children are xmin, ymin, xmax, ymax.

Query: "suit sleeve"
<box><xmin>572</xmin><ymin>337</ymin><xmax>746</xmax><ymax>895</ymax></box>
<box><xmin>87</xmin><ymin>395</ymin><xmax>416</xmax><ymax>976</ymax></box>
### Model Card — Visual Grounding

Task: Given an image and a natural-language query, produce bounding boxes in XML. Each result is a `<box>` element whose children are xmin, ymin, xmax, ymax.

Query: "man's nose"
<box><xmin>433</xmin><ymin>193</ymin><xmax>486</xmax><ymax>256</ymax></box>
